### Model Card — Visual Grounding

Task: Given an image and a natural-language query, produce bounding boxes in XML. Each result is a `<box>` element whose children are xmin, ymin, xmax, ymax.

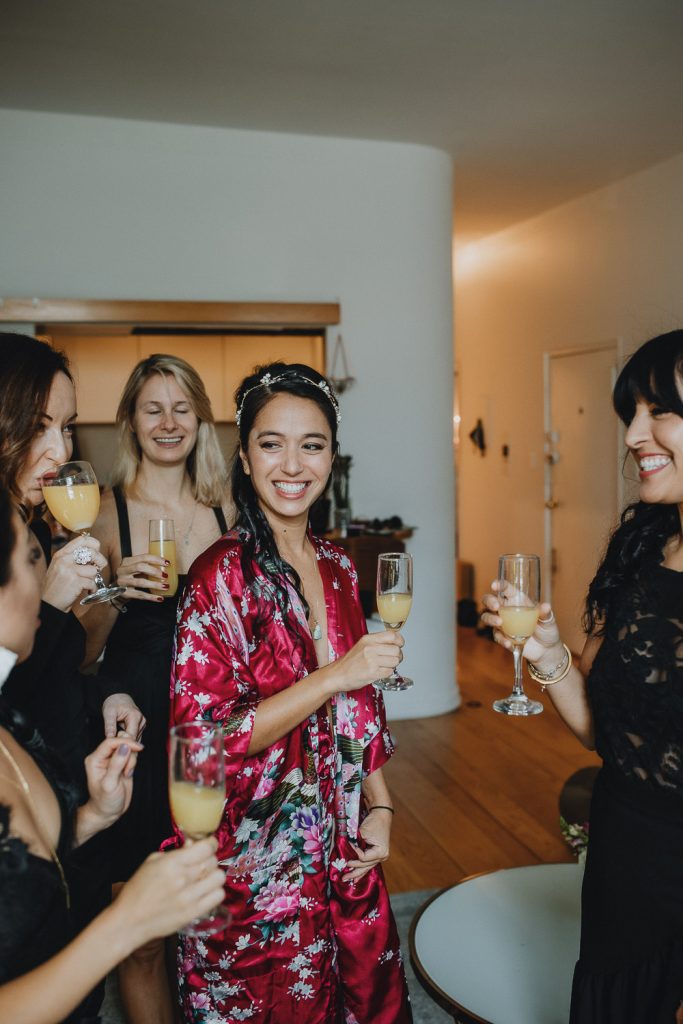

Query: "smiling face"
<box><xmin>15</xmin><ymin>371</ymin><xmax>77</xmax><ymax>508</ymax></box>
<box><xmin>0</xmin><ymin>512</ymin><xmax>42</xmax><ymax>663</ymax></box>
<box><xmin>625</xmin><ymin>386</ymin><xmax>683</xmax><ymax>506</ymax></box>
<box><xmin>132</xmin><ymin>373</ymin><xmax>199</xmax><ymax>467</ymax></box>
<box><xmin>241</xmin><ymin>393</ymin><xmax>333</xmax><ymax>529</ymax></box>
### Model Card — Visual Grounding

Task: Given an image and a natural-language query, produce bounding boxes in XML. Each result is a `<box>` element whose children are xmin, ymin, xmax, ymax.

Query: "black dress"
<box><xmin>2</xmin><ymin>518</ymin><xmax>118</xmax><ymax>1017</ymax></box>
<box><xmin>2</xmin><ymin>517</ymin><xmax>122</xmax><ymax>789</ymax></box>
<box><xmin>100</xmin><ymin>488</ymin><xmax>228</xmax><ymax>881</ymax></box>
<box><xmin>0</xmin><ymin>701</ymin><xmax>100</xmax><ymax>1024</ymax></box>
<box><xmin>571</xmin><ymin>562</ymin><xmax>683</xmax><ymax>1022</ymax></box>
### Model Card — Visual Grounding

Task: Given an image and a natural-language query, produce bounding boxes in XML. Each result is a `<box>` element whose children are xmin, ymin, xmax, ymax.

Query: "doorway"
<box><xmin>543</xmin><ymin>344</ymin><xmax>622</xmax><ymax>653</ymax></box>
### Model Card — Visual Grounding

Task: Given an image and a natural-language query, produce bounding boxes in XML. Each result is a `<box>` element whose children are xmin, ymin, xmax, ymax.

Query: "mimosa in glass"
<box><xmin>493</xmin><ymin>553</ymin><xmax>543</xmax><ymax>716</ymax></box>
<box><xmin>43</xmin><ymin>481</ymin><xmax>101</xmax><ymax>532</ymax></box>
<box><xmin>41</xmin><ymin>461</ymin><xmax>126</xmax><ymax>606</ymax></box>
<box><xmin>169</xmin><ymin>722</ymin><xmax>230</xmax><ymax>936</ymax></box>
<box><xmin>149</xmin><ymin>519</ymin><xmax>178</xmax><ymax>597</ymax></box>
<box><xmin>375</xmin><ymin>552</ymin><xmax>413</xmax><ymax>691</ymax></box>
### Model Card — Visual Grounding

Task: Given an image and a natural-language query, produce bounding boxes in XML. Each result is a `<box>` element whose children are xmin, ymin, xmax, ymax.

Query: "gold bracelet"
<box><xmin>527</xmin><ymin>643</ymin><xmax>573</xmax><ymax>691</ymax></box>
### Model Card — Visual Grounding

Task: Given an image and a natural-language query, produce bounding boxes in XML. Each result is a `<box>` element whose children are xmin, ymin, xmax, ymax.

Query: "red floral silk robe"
<box><xmin>168</xmin><ymin>531</ymin><xmax>412</xmax><ymax>1023</ymax></box>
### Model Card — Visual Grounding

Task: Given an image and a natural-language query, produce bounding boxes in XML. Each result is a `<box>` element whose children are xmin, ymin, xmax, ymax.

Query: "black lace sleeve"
<box><xmin>587</xmin><ymin>564</ymin><xmax>683</xmax><ymax>794</ymax></box>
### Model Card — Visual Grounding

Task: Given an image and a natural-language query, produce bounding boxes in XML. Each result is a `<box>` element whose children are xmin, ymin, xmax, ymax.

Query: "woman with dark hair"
<box><xmin>169</xmin><ymin>363</ymin><xmax>412</xmax><ymax>1023</ymax></box>
<box><xmin>0</xmin><ymin>483</ymin><xmax>226</xmax><ymax>1024</ymax></box>
<box><xmin>482</xmin><ymin>329</ymin><xmax>683</xmax><ymax>1023</ymax></box>
<box><xmin>0</xmin><ymin>331</ymin><xmax>145</xmax><ymax>1018</ymax></box>
<box><xmin>0</xmin><ymin>333</ymin><xmax>142</xmax><ymax>778</ymax></box>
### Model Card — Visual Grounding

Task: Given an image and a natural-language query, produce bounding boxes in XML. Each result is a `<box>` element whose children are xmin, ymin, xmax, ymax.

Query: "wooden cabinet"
<box><xmin>54</xmin><ymin>332</ymin><xmax>325</xmax><ymax>423</ymax></box>
<box><xmin>331</xmin><ymin>533</ymin><xmax>406</xmax><ymax>617</ymax></box>
<box><xmin>138</xmin><ymin>335</ymin><xmax>226</xmax><ymax>418</ymax></box>
<box><xmin>222</xmin><ymin>334</ymin><xmax>324</xmax><ymax>418</ymax></box>
<box><xmin>57</xmin><ymin>335</ymin><xmax>139</xmax><ymax>422</ymax></box>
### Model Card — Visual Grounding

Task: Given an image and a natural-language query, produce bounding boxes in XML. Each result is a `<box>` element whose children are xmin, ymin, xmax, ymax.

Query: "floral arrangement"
<box><xmin>560</xmin><ymin>816</ymin><xmax>589</xmax><ymax>863</ymax></box>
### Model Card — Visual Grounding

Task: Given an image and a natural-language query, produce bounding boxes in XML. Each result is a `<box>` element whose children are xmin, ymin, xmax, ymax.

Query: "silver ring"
<box><xmin>538</xmin><ymin>612</ymin><xmax>555</xmax><ymax>624</ymax></box>
<box><xmin>72</xmin><ymin>545</ymin><xmax>93</xmax><ymax>566</ymax></box>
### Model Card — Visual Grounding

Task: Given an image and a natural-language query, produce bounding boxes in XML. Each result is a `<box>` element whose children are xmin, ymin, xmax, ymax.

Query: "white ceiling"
<box><xmin>2</xmin><ymin>0</ymin><xmax>682</xmax><ymax>241</ymax></box>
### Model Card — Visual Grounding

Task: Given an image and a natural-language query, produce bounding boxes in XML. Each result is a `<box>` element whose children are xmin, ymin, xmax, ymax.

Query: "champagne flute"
<box><xmin>149</xmin><ymin>519</ymin><xmax>178</xmax><ymax>597</ymax></box>
<box><xmin>41</xmin><ymin>461</ymin><xmax>126</xmax><ymax>606</ymax></box>
<box><xmin>493</xmin><ymin>553</ymin><xmax>543</xmax><ymax>716</ymax></box>
<box><xmin>169</xmin><ymin>722</ymin><xmax>230</xmax><ymax>936</ymax></box>
<box><xmin>375</xmin><ymin>552</ymin><xmax>413</xmax><ymax>691</ymax></box>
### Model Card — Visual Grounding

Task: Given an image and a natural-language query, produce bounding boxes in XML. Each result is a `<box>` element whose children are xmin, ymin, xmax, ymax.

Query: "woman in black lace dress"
<box><xmin>0</xmin><ymin>485</ymin><xmax>225</xmax><ymax>1024</ymax></box>
<box><xmin>483</xmin><ymin>329</ymin><xmax>683</xmax><ymax>1023</ymax></box>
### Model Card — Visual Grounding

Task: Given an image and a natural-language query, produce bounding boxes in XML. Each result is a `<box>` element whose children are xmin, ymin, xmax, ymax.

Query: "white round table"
<box><xmin>409</xmin><ymin>863</ymin><xmax>583</xmax><ymax>1024</ymax></box>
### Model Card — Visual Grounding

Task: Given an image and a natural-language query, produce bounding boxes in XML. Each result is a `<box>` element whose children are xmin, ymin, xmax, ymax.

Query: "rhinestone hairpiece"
<box><xmin>235</xmin><ymin>372</ymin><xmax>341</xmax><ymax>427</ymax></box>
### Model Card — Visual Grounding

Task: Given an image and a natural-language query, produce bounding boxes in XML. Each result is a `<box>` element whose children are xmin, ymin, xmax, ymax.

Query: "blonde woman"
<box><xmin>85</xmin><ymin>353</ymin><xmax>231</xmax><ymax>1024</ymax></box>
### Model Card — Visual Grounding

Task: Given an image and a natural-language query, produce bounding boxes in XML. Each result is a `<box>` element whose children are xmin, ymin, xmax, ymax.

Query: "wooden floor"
<box><xmin>382</xmin><ymin>627</ymin><xmax>600</xmax><ymax>893</ymax></box>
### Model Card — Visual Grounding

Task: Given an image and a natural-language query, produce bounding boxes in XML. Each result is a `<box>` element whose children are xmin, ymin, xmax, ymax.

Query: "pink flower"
<box><xmin>335</xmin><ymin>702</ymin><xmax>358</xmax><ymax>737</ymax></box>
<box><xmin>302</xmin><ymin>821</ymin><xmax>323</xmax><ymax>861</ymax></box>
<box><xmin>253</xmin><ymin>772</ymin><xmax>277</xmax><ymax>799</ymax></box>
<box><xmin>253</xmin><ymin>877</ymin><xmax>299</xmax><ymax>922</ymax></box>
<box><xmin>189</xmin><ymin>992</ymin><xmax>211</xmax><ymax>1009</ymax></box>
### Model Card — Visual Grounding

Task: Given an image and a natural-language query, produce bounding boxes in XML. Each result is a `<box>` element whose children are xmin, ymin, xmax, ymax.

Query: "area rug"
<box><xmin>101</xmin><ymin>888</ymin><xmax>450</xmax><ymax>1023</ymax></box>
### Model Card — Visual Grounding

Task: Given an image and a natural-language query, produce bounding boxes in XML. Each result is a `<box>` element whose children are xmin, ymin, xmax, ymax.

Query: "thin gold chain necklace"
<box><xmin>0</xmin><ymin>736</ymin><xmax>71</xmax><ymax>908</ymax></box>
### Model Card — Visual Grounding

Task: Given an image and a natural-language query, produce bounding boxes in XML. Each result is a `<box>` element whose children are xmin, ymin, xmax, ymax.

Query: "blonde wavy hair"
<box><xmin>110</xmin><ymin>353</ymin><xmax>228</xmax><ymax>507</ymax></box>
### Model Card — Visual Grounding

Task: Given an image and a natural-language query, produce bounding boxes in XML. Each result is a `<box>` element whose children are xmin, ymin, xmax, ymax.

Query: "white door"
<box><xmin>544</xmin><ymin>346</ymin><xmax>621</xmax><ymax>654</ymax></box>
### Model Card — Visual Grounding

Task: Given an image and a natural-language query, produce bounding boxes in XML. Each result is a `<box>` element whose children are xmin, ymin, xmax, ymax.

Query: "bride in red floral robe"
<box><xmin>168</xmin><ymin>363</ymin><xmax>412</xmax><ymax>1024</ymax></box>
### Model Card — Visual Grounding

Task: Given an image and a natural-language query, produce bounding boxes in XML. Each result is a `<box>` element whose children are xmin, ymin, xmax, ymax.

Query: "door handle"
<box><xmin>545</xmin><ymin>499</ymin><xmax>559</xmax><ymax>510</ymax></box>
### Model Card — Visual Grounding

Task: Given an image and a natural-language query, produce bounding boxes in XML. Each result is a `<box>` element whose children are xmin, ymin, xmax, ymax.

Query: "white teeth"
<box><xmin>274</xmin><ymin>482</ymin><xmax>307</xmax><ymax>494</ymax></box>
<box><xmin>155</xmin><ymin>437</ymin><xmax>182</xmax><ymax>444</ymax></box>
<box><xmin>640</xmin><ymin>456</ymin><xmax>671</xmax><ymax>471</ymax></box>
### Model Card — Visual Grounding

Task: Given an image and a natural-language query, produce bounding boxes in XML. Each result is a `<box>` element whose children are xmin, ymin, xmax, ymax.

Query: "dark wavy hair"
<box><xmin>0</xmin><ymin>485</ymin><xmax>16</xmax><ymax>588</ymax></box>
<box><xmin>231</xmin><ymin>362</ymin><xmax>339</xmax><ymax>633</ymax></box>
<box><xmin>584</xmin><ymin>329</ymin><xmax>683</xmax><ymax>634</ymax></box>
<box><xmin>0</xmin><ymin>333</ymin><xmax>73</xmax><ymax>506</ymax></box>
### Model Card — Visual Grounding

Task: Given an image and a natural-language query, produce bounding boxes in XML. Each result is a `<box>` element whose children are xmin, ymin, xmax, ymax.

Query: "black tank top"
<box><xmin>112</xmin><ymin>486</ymin><xmax>228</xmax><ymax>560</ymax></box>
<box><xmin>98</xmin><ymin>488</ymin><xmax>228</xmax><ymax>879</ymax></box>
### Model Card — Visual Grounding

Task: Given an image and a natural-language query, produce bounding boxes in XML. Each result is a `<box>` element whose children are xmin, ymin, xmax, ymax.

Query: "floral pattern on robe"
<box><xmin>168</xmin><ymin>531</ymin><xmax>412</xmax><ymax>1024</ymax></box>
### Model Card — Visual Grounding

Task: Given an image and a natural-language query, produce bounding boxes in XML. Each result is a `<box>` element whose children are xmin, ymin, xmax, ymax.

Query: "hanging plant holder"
<box><xmin>328</xmin><ymin>333</ymin><xmax>356</xmax><ymax>394</ymax></box>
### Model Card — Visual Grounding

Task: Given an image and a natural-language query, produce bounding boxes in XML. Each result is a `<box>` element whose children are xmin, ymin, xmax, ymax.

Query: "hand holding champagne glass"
<box><xmin>169</xmin><ymin>723</ymin><xmax>230</xmax><ymax>935</ymax></box>
<box><xmin>42</xmin><ymin>461</ymin><xmax>126</xmax><ymax>606</ymax></box>
<box><xmin>493</xmin><ymin>553</ymin><xmax>543</xmax><ymax>716</ymax></box>
<box><xmin>375</xmin><ymin>552</ymin><xmax>413</xmax><ymax>691</ymax></box>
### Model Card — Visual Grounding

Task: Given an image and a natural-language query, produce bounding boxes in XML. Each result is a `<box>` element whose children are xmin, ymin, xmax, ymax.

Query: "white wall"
<box><xmin>0</xmin><ymin>108</ymin><xmax>458</xmax><ymax>719</ymax></box>
<box><xmin>455</xmin><ymin>152</ymin><xmax>683</xmax><ymax>605</ymax></box>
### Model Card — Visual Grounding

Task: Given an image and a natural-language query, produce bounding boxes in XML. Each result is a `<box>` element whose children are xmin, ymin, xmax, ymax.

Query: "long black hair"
<box><xmin>231</xmin><ymin>362</ymin><xmax>339</xmax><ymax>634</ymax></box>
<box><xmin>584</xmin><ymin>329</ymin><xmax>683</xmax><ymax>634</ymax></box>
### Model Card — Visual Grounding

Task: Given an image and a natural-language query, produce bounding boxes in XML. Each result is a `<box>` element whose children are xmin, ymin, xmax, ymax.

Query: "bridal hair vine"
<box><xmin>235</xmin><ymin>371</ymin><xmax>341</xmax><ymax>427</ymax></box>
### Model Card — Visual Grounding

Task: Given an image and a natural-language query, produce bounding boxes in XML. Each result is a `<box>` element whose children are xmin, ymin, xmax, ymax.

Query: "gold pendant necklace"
<box><xmin>0</xmin><ymin>736</ymin><xmax>71</xmax><ymax>908</ymax></box>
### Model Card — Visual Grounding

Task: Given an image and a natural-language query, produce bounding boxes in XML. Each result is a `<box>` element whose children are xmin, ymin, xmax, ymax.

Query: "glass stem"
<box><xmin>512</xmin><ymin>644</ymin><xmax>525</xmax><ymax>698</ymax></box>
